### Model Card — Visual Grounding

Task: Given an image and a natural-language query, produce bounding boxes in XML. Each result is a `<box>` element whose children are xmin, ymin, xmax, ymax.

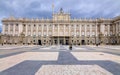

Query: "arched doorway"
<box><xmin>38</xmin><ymin>40</ymin><xmax>41</xmax><ymax>45</ymax></box>
<box><xmin>60</xmin><ymin>39</ymin><xmax>63</xmax><ymax>45</ymax></box>
<box><xmin>66</xmin><ymin>40</ymin><xmax>69</xmax><ymax>45</ymax></box>
<box><xmin>81</xmin><ymin>40</ymin><xmax>85</xmax><ymax>45</ymax></box>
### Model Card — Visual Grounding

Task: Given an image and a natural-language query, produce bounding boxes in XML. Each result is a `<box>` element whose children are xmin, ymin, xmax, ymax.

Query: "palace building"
<box><xmin>1</xmin><ymin>8</ymin><xmax>120</xmax><ymax>45</ymax></box>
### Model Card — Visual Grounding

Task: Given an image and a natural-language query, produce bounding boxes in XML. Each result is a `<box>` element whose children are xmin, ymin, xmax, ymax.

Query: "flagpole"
<box><xmin>52</xmin><ymin>4</ymin><xmax>54</xmax><ymax>14</ymax></box>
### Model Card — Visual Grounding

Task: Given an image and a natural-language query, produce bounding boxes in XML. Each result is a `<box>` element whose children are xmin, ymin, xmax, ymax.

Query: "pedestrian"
<box><xmin>69</xmin><ymin>44</ymin><xmax>72</xmax><ymax>50</ymax></box>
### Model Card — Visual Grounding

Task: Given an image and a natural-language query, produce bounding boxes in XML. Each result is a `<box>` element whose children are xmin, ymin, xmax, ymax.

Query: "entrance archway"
<box><xmin>66</xmin><ymin>40</ymin><xmax>69</xmax><ymax>45</ymax></box>
<box><xmin>60</xmin><ymin>39</ymin><xmax>63</xmax><ymax>45</ymax></box>
<box><xmin>81</xmin><ymin>40</ymin><xmax>85</xmax><ymax>45</ymax></box>
<box><xmin>38</xmin><ymin>40</ymin><xmax>41</xmax><ymax>45</ymax></box>
<box><xmin>53</xmin><ymin>37</ymin><xmax>70</xmax><ymax>45</ymax></box>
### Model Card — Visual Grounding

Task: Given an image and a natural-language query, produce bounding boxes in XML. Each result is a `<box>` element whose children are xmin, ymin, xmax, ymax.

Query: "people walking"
<box><xmin>69</xmin><ymin>44</ymin><xmax>72</xmax><ymax>50</ymax></box>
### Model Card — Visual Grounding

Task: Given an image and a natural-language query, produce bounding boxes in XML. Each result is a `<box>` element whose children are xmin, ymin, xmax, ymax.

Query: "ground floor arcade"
<box><xmin>1</xmin><ymin>35</ymin><xmax>120</xmax><ymax>45</ymax></box>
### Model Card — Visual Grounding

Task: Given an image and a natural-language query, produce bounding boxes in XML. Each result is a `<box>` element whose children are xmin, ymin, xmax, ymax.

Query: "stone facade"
<box><xmin>0</xmin><ymin>33</ymin><xmax>2</xmax><ymax>44</ymax></box>
<box><xmin>1</xmin><ymin>8</ymin><xmax>120</xmax><ymax>45</ymax></box>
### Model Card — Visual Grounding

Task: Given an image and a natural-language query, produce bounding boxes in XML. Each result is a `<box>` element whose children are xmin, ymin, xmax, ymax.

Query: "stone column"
<box><xmin>101</xmin><ymin>24</ymin><xmax>105</xmax><ymax>44</ymax></box>
<box><xmin>89</xmin><ymin>24</ymin><xmax>92</xmax><ymax>44</ymax></box>
<box><xmin>52</xmin><ymin>37</ymin><xmax>54</xmax><ymax>45</ymax></box>
<box><xmin>36</xmin><ymin>24</ymin><xmax>38</xmax><ymax>37</ymax></box>
<box><xmin>58</xmin><ymin>24</ymin><xmax>59</xmax><ymax>45</ymax></box>
<box><xmin>68</xmin><ymin>24</ymin><xmax>70</xmax><ymax>44</ymax></box>
<box><xmin>74</xmin><ymin>24</ymin><xmax>76</xmax><ymax>36</ymax></box>
<box><xmin>42</xmin><ymin>24</ymin><xmax>44</xmax><ymax>36</ymax></box>
<box><xmin>46</xmin><ymin>24</ymin><xmax>48</xmax><ymax>45</ymax></box>
<box><xmin>116</xmin><ymin>23</ymin><xmax>119</xmax><ymax>34</ymax></box>
<box><xmin>113</xmin><ymin>24</ymin><xmax>115</xmax><ymax>35</ymax></box>
<box><xmin>80</xmin><ymin>25</ymin><xmax>81</xmax><ymax>37</ymax></box>
<box><xmin>25</xmin><ymin>24</ymin><xmax>28</xmax><ymax>44</ymax></box>
<box><xmin>64</xmin><ymin>24</ymin><xmax>65</xmax><ymax>44</ymax></box>
<box><xmin>16</xmin><ymin>24</ymin><xmax>19</xmax><ymax>36</ymax></box>
<box><xmin>19</xmin><ymin>23</ymin><xmax>23</xmax><ymax>35</ymax></box>
<box><xmin>118</xmin><ymin>23</ymin><xmax>119</xmax><ymax>33</ymax></box>
<box><xmin>64</xmin><ymin>24</ymin><xmax>65</xmax><ymax>36</ymax></box>
<box><xmin>31</xmin><ymin>24</ymin><xmax>33</xmax><ymax>36</ymax></box>
<box><xmin>25</xmin><ymin>24</ymin><xmax>28</xmax><ymax>36</ymax></box>
<box><xmin>69</xmin><ymin>24</ymin><xmax>70</xmax><ymax>36</ymax></box>
<box><xmin>79</xmin><ymin>24</ymin><xmax>81</xmax><ymax>44</ymax></box>
<box><xmin>115</xmin><ymin>23</ymin><xmax>117</xmax><ymax>35</ymax></box>
<box><xmin>85</xmin><ymin>25</ymin><xmax>86</xmax><ymax>36</ymax></box>
<box><xmin>118</xmin><ymin>22</ymin><xmax>120</xmax><ymax>32</ymax></box>
<box><xmin>53</xmin><ymin>24</ymin><xmax>54</xmax><ymax>36</ymax></box>
<box><xmin>2</xmin><ymin>24</ymin><xmax>5</xmax><ymax>34</ymax></box>
<box><xmin>52</xmin><ymin>24</ymin><xmax>54</xmax><ymax>45</ymax></box>
<box><xmin>36</xmin><ymin>24</ymin><xmax>38</xmax><ymax>44</ymax></box>
<box><xmin>95</xmin><ymin>24</ymin><xmax>98</xmax><ymax>44</ymax></box>
<box><xmin>47</xmin><ymin>24</ymin><xmax>48</xmax><ymax>36</ymax></box>
<box><xmin>7</xmin><ymin>24</ymin><xmax>10</xmax><ymax>35</ymax></box>
<box><xmin>100</xmin><ymin>24</ymin><xmax>105</xmax><ymax>35</ymax></box>
<box><xmin>108</xmin><ymin>24</ymin><xmax>110</xmax><ymax>36</ymax></box>
<box><xmin>96</xmin><ymin>24</ymin><xmax>98</xmax><ymax>37</ymax></box>
<box><xmin>13</xmin><ymin>24</ymin><xmax>15</xmax><ymax>36</ymax></box>
<box><xmin>90</xmin><ymin>25</ymin><xmax>92</xmax><ymax>37</ymax></box>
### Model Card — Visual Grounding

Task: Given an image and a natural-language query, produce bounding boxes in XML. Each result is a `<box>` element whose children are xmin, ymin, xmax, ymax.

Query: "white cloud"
<box><xmin>0</xmin><ymin>0</ymin><xmax>120</xmax><ymax>32</ymax></box>
<box><xmin>0</xmin><ymin>0</ymin><xmax>120</xmax><ymax>18</ymax></box>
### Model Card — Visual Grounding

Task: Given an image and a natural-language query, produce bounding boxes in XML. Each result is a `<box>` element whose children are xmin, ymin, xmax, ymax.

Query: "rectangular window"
<box><xmin>39</xmin><ymin>32</ymin><xmax>41</xmax><ymax>35</ymax></box>
<box><xmin>87</xmin><ymin>32</ymin><xmax>90</xmax><ymax>36</ymax></box>
<box><xmin>82</xmin><ymin>32</ymin><xmax>84</xmax><ymax>35</ymax></box>
<box><xmin>5</xmin><ymin>24</ymin><xmax>8</xmax><ymax>31</ymax></box>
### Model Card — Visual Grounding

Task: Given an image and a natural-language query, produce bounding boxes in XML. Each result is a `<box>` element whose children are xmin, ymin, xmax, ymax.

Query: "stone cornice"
<box><xmin>2</xmin><ymin>18</ymin><xmax>114</xmax><ymax>24</ymax></box>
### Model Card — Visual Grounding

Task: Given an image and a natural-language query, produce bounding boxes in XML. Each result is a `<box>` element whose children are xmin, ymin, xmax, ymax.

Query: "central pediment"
<box><xmin>52</xmin><ymin>8</ymin><xmax>70</xmax><ymax>21</ymax></box>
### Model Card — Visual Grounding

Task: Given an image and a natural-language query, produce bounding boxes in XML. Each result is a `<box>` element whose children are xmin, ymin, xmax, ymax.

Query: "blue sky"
<box><xmin>0</xmin><ymin>0</ymin><xmax>120</xmax><ymax>32</ymax></box>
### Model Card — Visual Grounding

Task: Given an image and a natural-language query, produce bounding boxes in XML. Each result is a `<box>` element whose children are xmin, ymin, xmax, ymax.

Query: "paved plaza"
<box><xmin>0</xmin><ymin>45</ymin><xmax>120</xmax><ymax>75</ymax></box>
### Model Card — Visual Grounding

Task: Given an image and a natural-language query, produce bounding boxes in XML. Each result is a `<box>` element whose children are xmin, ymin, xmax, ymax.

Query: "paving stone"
<box><xmin>35</xmin><ymin>65</ymin><xmax>113</xmax><ymax>75</ymax></box>
<box><xmin>1</xmin><ymin>45</ymin><xmax>120</xmax><ymax>75</ymax></box>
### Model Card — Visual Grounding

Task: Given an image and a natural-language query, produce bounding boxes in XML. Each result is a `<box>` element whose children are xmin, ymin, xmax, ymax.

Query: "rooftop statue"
<box><xmin>60</xmin><ymin>8</ymin><xmax>63</xmax><ymax>13</ymax></box>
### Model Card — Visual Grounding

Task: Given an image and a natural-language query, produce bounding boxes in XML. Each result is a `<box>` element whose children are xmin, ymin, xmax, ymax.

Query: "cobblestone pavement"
<box><xmin>0</xmin><ymin>45</ymin><xmax>120</xmax><ymax>75</ymax></box>
<box><xmin>36</xmin><ymin>65</ymin><xmax>113</xmax><ymax>75</ymax></box>
<box><xmin>0</xmin><ymin>45</ymin><xmax>39</xmax><ymax>58</ymax></box>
